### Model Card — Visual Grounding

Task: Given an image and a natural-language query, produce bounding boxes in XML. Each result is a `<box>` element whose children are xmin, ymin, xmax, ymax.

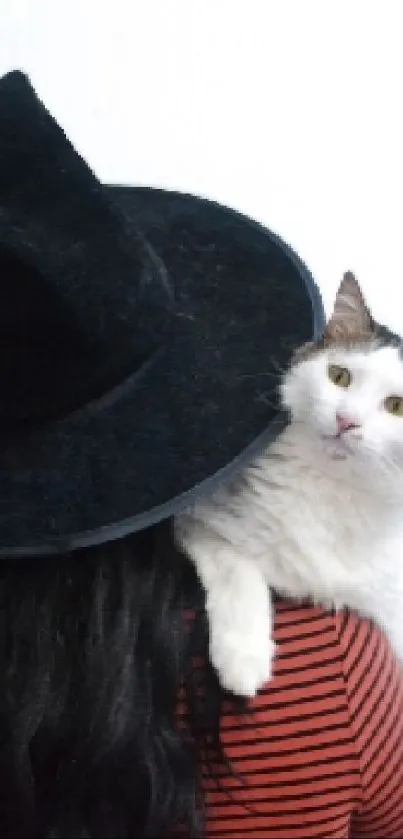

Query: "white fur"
<box><xmin>175</xmin><ymin>342</ymin><xmax>403</xmax><ymax>697</ymax></box>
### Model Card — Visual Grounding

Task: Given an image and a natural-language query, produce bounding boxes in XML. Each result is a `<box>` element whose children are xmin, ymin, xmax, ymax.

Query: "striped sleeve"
<box><xmin>199</xmin><ymin>602</ymin><xmax>403</xmax><ymax>838</ymax></box>
<box><xmin>336</xmin><ymin>609</ymin><xmax>403</xmax><ymax>838</ymax></box>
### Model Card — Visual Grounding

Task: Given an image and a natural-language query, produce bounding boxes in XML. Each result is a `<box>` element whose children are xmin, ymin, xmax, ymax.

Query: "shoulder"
<box><xmin>272</xmin><ymin>596</ymin><xmax>398</xmax><ymax>689</ymax></box>
<box><xmin>271</xmin><ymin>597</ymin><xmax>403</xmax><ymax>770</ymax></box>
<box><xmin>272</xmin><ymin>597</ymin><xmax>344</xmax><ymax>682</ymax></box>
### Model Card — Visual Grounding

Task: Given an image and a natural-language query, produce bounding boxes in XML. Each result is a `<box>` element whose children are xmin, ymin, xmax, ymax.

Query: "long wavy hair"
<box><xmin>0</xmin><ymin>520</ymin><xmax>232</xmax><ymax>838</ymax></box>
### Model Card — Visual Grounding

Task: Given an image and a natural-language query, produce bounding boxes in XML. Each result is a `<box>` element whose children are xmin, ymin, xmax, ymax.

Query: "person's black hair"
<box><xmin>0</xmin><ymin>520</ymin><xmax>235</xmax><ymax>838</ymax></box>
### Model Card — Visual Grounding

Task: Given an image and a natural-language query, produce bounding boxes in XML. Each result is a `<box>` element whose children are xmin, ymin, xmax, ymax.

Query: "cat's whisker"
<box><xmin>255</xmin><ymin>394</ymin><xmax>282</xmax><ymax>410</ymax></box>
<box><xmin>236</xmin><ymin>371</ymin><xmax>280</xmax><ymax>383</ymax></box>
<box><xmin>361</xmin><ymin>445</ymin><xmax>401</xmax><ymax>480</ymax></box>
<box><xmin>379</xmin><ymin>453</ymin><xmax>402</xmax><ymax>478</ymax></box>
<box><xmin>268</xmin><ymin>356</ymin><xmax>288</xmax><ymax>377</ymax></box>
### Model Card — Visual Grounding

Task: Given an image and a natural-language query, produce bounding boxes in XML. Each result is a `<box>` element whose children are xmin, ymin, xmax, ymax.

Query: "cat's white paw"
<box><xmin>202</xmin><ymin>556</ymin><xmax>275</xmax><ymax>698</ymax></box>
<box><xmin>210</xmin><ymin>625</ymin><xmax>276</xmax><ymax>698</ymax></box>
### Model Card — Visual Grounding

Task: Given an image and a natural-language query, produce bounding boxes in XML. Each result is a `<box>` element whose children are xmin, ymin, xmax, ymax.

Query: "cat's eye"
<box><xmin>384</xmin><ymin>396</ymin><xmax>403</xmax><ymax>416</ymax></box>
<box><xmin>327</xmin><ymin>365</ymin><xmax>351</xmax><ymax>388</ymax></box>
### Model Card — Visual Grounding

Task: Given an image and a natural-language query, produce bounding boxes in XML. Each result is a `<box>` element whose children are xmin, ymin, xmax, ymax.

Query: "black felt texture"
<box><xmin>0</xmin><ymin>71</ymin><xmax>325</xmax><ymax>556</ymax></box>
<box><xmin>0</xmin><ymin>71</ymin><xmax>173</xmax><ymax>424</ymax></box>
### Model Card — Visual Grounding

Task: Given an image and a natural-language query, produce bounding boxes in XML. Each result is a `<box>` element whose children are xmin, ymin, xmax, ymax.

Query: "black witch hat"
<box><xmin>0</xmin><ymin>70</ymin><xmax>324</xmax><ymax>557</ymax></box>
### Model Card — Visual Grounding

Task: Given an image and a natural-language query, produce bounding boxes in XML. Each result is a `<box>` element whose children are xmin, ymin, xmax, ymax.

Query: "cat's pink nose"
<box><xmin>336</xmin><ymin>413</ymin><xmax>360</xmax><ymax>435</ymax></box>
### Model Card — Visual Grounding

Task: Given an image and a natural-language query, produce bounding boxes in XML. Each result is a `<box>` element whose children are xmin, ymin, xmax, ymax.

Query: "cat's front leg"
<box><xmin>178</xmin><ymin>524</ymin><xmax>275</xmax><ymax>697</ymax></box>
<box><xmin>207</xmin><ymin>555</ymin><xmax>275</xmax><ymax>697</ymax></box>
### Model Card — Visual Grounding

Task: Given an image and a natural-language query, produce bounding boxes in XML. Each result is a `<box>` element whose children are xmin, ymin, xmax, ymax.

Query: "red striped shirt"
<box><xmin>197</xmin><ymin>601</ymin><xmax>403</xmax><ymax>838</ymax></box>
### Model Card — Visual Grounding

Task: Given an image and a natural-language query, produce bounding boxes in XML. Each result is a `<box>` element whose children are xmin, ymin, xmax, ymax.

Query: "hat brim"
<box><xmin>0</xmin><ymin>187</ymin><xmax>324</xmax><ymax>557</ymax></box>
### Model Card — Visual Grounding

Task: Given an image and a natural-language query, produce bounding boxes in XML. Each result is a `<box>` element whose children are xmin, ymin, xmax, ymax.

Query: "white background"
<box><xmin>1</xmin><ymin>1</ymin><xmax>403</xmax><ymax>328</ymax></box>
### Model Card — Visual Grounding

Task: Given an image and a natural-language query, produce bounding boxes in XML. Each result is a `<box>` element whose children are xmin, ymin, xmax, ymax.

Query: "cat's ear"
<box><xmin>325</xmin><ymin>271</ymin><xmax>373</xmax><ymax>341</ymax></box>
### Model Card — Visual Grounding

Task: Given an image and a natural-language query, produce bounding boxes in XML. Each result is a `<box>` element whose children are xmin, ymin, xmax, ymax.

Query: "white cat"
<box><xmin>175</xmin><ymin>272</ymin><xmax>403</xmax><ymax>697</ymax></box>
